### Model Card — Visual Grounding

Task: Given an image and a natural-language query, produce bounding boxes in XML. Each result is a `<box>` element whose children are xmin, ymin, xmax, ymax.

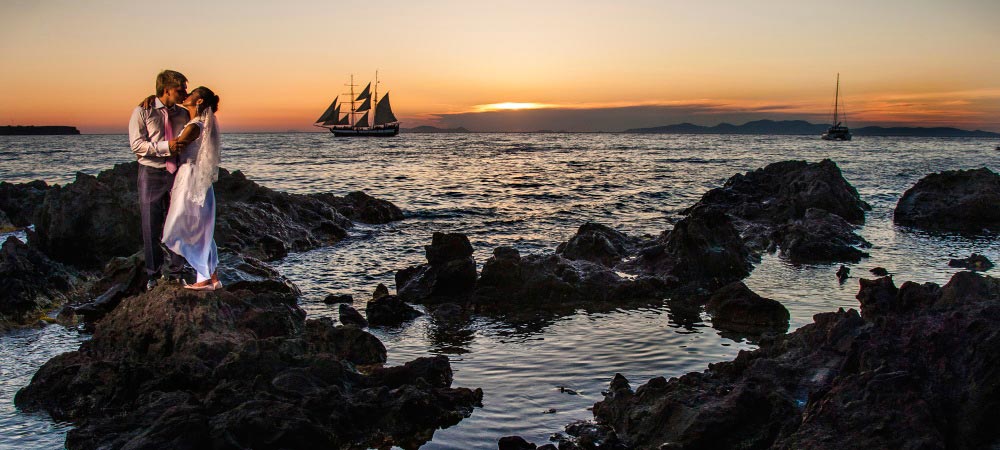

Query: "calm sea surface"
<box><xmin>1</xmin><ymin>133</ymin><xmax>998</xmax><ymax>449</ymax></box>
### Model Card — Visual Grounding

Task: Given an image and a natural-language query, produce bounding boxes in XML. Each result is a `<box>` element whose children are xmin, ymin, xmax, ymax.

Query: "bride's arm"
<box><xmin>169</xmin><ymin>123</ymin><xmax>202</xmax><ymax>154</ymax></box>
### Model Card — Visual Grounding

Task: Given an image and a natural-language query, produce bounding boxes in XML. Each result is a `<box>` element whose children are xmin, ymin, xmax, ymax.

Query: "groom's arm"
<box><xmin>129</xmin><ymin>107</ymin><xmax>173</xmax><ymax>157</ymax></box>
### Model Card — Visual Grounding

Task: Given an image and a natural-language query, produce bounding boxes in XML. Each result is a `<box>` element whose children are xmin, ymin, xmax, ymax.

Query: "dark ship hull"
<box><xmin>329</xmin><ymin>124</ymin><xmax>399</xmax><ymax>137</ymax></box>
<box><xmin>822</xmin><ymin>125</ymin><xmax>852</xmax><ymax>141</ymax></box>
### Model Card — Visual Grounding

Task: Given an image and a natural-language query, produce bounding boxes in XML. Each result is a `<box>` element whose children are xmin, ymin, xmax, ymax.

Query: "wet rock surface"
<box><xmin>366</xmin><ymin>294</ymin><xmax>424</xmax><ymax>326</ymax></box>
<box><xmin>706</xmin><ymin>281</ymin><xmax>790</xmax><ymax>335</ymax></box>
<box><xmin>0</xmin><ymin>179</ymin><xmax>51</xmax><ymax>228</ymax></box>
<box><xmin>0</xmin><ymin>236</ymin><xmax>79</xmax><ymax>329</ymax></box>
<box><xmin>29</xmin><ymin>162</ymin><xmax>403</xmax><ymax>266</ymax></box>
<box><xmin>555</xmin><ymin>222</ymin><xmax>637</xmax><ymax>267</ymax></box>
<box><xmin>396</xmin><ymin>232</ymin><xmax>478</xmax><ymax>304</ymax></box>
<box><xmin>894</xmin><ymin>167</ymin><xmax>1000</xmax><ymax>232</ymax></box>
<box><xmin>338</xmin><ymin>304</ymin><xmax>368</xmax><ymax>328</ymax></box>
<box><xmin>310</xmin><ymin>190</ymin><xmax>405</xmax><ymax>224</ymax></box>
<box><xmin>565</xmin><ymin>271</ymin><xmax>1000</xmax><ymax>449</ymax></box>
<box><xmin>15</xmin><ymin>285</ymin><xmax>481</xmax><ymax>450</ymax></box>
<box><xmin>949</xmin><ymin>252</ymin><xmax>994</xmax><ymax>271</ymax></box>
<box><xmin>685</xmin><ymin>159</ymin><xmax>871</xmax><ymax>263</ymax></box>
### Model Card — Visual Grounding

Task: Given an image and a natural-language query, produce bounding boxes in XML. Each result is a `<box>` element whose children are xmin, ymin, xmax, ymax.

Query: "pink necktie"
<box><xmin>162</xmin><ymin>108</ymin><xmax>178</xmax><ymax>174</ymax></box>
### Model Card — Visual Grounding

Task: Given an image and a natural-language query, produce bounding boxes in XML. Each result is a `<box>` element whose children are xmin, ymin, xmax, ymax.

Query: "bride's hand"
<box><xmin>168</xmin><ymin>140</ymin><xmax>185</xmax><ymax>155</ymax></box>
<box><xmin>138</xmin><ymin>95</ymin><xmax>156</xmax><ymax>109</ymax></box>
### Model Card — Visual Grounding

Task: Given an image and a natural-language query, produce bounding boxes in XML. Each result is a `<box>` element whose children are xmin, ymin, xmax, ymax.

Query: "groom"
<box><xmin>128</xmin><ymin>69</ymin><xmax>190</xmax><ymax>290</ymax></box>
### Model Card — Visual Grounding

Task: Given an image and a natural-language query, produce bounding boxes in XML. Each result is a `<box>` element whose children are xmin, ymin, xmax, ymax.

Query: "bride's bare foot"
<box><xmin>184</xmin><ymin>279</ymin><xmax>215</xmax><ymax>291</ymax></box>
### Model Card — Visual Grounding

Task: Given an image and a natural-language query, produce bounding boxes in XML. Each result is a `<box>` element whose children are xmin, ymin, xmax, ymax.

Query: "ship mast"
<box><xmin>833</xmin><ymin>73</ymin><xmax>840</xmax><ymax>126</ymax></box>
<box><xmin>373</xmin><ymin>70</ymin><xmax>379</xmax><ymax>116</ymax></box>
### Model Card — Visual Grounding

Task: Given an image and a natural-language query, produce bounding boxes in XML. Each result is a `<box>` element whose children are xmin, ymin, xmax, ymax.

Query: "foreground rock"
<box><xmin>16</xmin><ymin>285</ymin><xmax>481</xmax><ymax>449</ymax></box>
<box><xmin>396</xmin><ymin>232</ymin><xmax>478</xmax><ymax>304</ymax></box>
<box><xmin>0</xmin><ymin>236</ymin><xmax>79</xmax><ymax>329</ymax></box>
<box><xmin>0</xmin><ymin>179</ymin><xmax>51</xmax><ymax>229</ymax></box>
<box><xmin>29</xmin><ymin>162</ymin><xmax>403</xmax><ymax>267</ymax></box>
<box><xmin>894</xmin><ymin>167</ymin><xmax>1000</xmax><ymax>232</ymax></box>
<box><xmin>555</xmin><ymin>222</ymin><xmax>637</xmax><ymax>267</ymax></box>
<box><xmin>949</xmin><ymin>253</ymin><xmax>995</xmax><ymax>271</ymax></box>
<box><xmin>564</xmin><ymin>271</ymin><xmax>1000</xmax><ymax>449</ymax></box>
<box><xmin>685</xmin><ymin>159</ymin><xmax>871</xmax><ymax>263</ymax></box>
<box><xmin>706</xmin><ymin>281</ymin><xmax>789</xmax><ymax>335</ymax></box>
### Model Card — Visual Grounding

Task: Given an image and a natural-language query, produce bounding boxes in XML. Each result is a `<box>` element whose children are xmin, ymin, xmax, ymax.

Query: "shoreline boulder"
<box><xmin>894</xmin><ymin>167</ymin><xmax>1000</xmax><ymax>232</ymax></box>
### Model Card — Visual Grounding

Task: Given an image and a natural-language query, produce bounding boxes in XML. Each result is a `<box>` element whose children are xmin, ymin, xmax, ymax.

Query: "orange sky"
<box><xmin>1</xmin><ymin>0</ymin><xmax>998</xmax><ymax>133</ymax></box>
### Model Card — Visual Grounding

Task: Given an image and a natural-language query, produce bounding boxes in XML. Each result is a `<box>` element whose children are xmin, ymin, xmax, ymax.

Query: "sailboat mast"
<box><xmin>833</xmin><ymin>73</ymin><xmax>840</xmax><ymax>125</ymax></box>
<box><xmin>373</xmin><ymin>70</ymin><xmax>379</xmax><ymax>111</ymax></box>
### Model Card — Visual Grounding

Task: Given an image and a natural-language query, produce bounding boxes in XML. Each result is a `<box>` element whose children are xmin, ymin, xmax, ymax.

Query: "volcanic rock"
<box><xmin>323</xmin><ymin>293</ymin><xmax>354</xmax><ymax>304</ymax></box>
<box><xmin>556</xmin><ymin>222</ymin><xmax>636</xmax><ymax>267</ymax></box>
<box><xmin>15</xmin><ymin>285</ymin><xmax>480</xmax><ymax>449</ymax></box>
<box><xmin>338</xmin><ymin>304</ymin><xmax>368</xmax><ymax>328</ymax></box>
<box><xmin>706</xmin><ymin>281</ymin><xmax>789</xmax><ymax>334</ymax></box>
<box><xmin>949</xmin><ymin>253</ymin><xmax>994</xmax><ymax>271</ymax></box>
<box><xmin>0</xmin><ymin>236</ymin><xmax>79</xmax><ymax>329</ymax></box>
<box><xmin>366</xmin><ymin>295</ymin><xmax>423</xmax><ymax>326</ymax></box>
<box><xmin>836</xmin><ymin>265</ymin><xmax>850</xmax><ymax>283</ymax></box>
<box><xmin>894</xmin><ymin>167</ymin><xmax>1000</xmax><ymax>232</ymax></box>
<box><xmin>0</xmin><ymin>179</ymin><xmax>50</xmax><ymax>228</ymax></box>
<box><xmin>396</xmin><ymin>232</ymin><xmax>478</xmax><ymax>304</ymax></box>
<box><xmin>373</xmin><ymin>283</ymin><xmax>390</xmax><ymax>300</ymax></box>
<box><xmin>310</xmin><ymin>190</ymin><xmax>404</xmax><ymax>224</ymax></box>
<box><xmin>772</xmin><ymin>208</ymin><xmax>870</xmax><ymax>263</ymax></box>
<box><xmin>579</xmin><ymin>271</ymin><xmax>1000</xmax><ymax>449</ymax></box>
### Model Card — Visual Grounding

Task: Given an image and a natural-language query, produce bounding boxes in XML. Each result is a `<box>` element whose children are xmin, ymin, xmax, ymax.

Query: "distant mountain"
<box><xmin>402</xmin><ymin>126</ymin><xmax>471</xmax><ymax>133</ymax></box>
<box><xmin>0</xmin><ymin>125</ymin><xmax>80</xmax><ymax>135</ymax></box>
<box><xmin>625</xmin><ymin>120</ymin><xmax>1000</xmax><ymax>137</ymax></box>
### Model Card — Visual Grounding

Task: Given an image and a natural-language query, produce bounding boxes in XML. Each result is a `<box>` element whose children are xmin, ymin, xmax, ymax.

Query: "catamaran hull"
<box><xmin>328</xmin><ymin>125</ymin><xmax>400</xmax><ymax>137</ymax></box>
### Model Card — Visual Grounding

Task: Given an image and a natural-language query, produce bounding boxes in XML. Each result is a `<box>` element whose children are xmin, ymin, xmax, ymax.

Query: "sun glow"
<box><xmin>475</xmin><ymin>102</ymin><xmax>549</xmax><ymax>112</ymax></box>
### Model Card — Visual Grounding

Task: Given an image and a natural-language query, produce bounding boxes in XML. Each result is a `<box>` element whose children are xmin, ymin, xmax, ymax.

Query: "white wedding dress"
<box><xmin>162</xmin><ymin>110</ymin><xmax>221</xmax><ymax>283</ymax></box>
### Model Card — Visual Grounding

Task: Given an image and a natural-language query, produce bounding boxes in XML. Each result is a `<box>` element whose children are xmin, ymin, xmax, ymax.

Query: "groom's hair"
<box><xmin>156</xmin><ymin>70</ymin><xmax>188</xmax><ymax>96</ymax></box>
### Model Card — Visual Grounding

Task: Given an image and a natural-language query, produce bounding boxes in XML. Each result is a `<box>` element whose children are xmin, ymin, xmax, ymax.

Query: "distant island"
<box><xmin>625</xmin><ymin>120</ymin><xmax>1000</xmax><ymax>137</ymax></box>
<box><xmin>402</xmin><ymin>126</ymin><xmax>471</xmax><ymax>134</ymax></box>
<box><xmin>0</xmin><ymin>126</ymin><xmax>80</xmax><ymax>136</ymax></box>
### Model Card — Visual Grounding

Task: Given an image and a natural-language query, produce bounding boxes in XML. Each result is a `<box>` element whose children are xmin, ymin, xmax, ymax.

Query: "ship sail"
<box><xmin>314</xmin><ymin>97</ymin><xmax>338</xmax><ymax>124</ymax></box>
<box><xmin>356</xmin><ymin>96</ymin><xmax>372</xmax><ymax>112</ymax></box>
<box><xmin>355</xmin><ymin>111</ymin><xmax>370</xmax><ymax>128</ymax></box>
<box><xmin>335</xmin><ymin>111</ymin><xmax>350</xmax><ymax>125</ymax></box>
<box><xmin>373</xmin><ymin>92</ymin><xmax>398</xmax><ymax>125</ymax></box>
<box><xmin>355</xmin><ymin>83</ymin><xmax>371</xmax><ymax>101</ymax></box>
<box><xmin>321</xmin><ymin>104</ymin><xmax>342</xmax><ymax>126</ymax></box>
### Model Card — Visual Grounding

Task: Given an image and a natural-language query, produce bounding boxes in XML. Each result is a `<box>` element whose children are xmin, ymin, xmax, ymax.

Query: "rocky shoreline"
<box><xmin>3</xmin><ymin>160</ymin><xmax>998</xmax><ymax>449</ymax></box>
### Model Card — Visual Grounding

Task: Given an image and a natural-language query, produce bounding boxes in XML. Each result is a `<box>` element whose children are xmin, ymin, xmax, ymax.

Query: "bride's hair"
<box><xmin>191</xmin><ymin>86</ymin><xmax>221</xmax><ymax>113</ymax></box>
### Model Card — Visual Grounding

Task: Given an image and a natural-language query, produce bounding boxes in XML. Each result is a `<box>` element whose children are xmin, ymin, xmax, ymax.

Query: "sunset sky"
<box><xmin>2</xmin><ymin>0</ymin><xmax>998</xmax><ymax>133</ymax></box>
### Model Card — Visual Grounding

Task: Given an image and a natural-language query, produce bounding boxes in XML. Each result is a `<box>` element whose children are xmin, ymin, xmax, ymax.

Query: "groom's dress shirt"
<box><xmin>128</xmin><ymin>98</ymin><xmax>190</xmax><ymax>169</ymax></box>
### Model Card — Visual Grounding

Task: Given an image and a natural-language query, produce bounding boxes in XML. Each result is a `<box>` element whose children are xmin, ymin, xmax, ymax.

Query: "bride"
<box><xmin>162</xmin><ymin>86</ymin><xmax>222</xmax><ymax>291</ymax></box>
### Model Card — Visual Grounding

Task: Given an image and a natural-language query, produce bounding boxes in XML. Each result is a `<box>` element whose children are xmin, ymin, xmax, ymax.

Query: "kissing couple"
<box><xmin>127</xmin><ymin>69</ymin><xmax>223</xmax><ymax>292</ymax></box>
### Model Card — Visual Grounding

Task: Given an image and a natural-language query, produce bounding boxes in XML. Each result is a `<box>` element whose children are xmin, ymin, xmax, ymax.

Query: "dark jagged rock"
<box><xmin>0</xmin><ymin>179</ymin><xmax>50</xmax><ymax>228</ymax></box>
<box><xmin>373</xmin><ymin>283</ymin><xmax>390</xmax><ymax>300</ymax></box>
<box><xmin>683</xmin><ymin>159</ymin><xmax>870</xmax><ymax>264</ymax></box>
<box><xmin>310</xmin><ymin>190</ymin><xmax>405</xmax><ymax>224</ymax></box>
<box><xmin>0</xmin><ymin>236</ymin><xmax>79</xmax><ymax>329</ymax></box>
<box><xmin>870</xmin><ymin>267</ymin><xmax>889</xmax><ymax>277</ymax></box>
<box><xmin>580</xmin><ymin>271</ymin><xmax>1000</xmax><ymax>449</ymax></box>
<box><xmin>498</xmin><ymin>435</ymin><xmax>536</xmax><ymax>450</ymax></box>
<box><xmin>836</xmin><ymin>265</ymin><xmax>850</xmax><ymax>283</ymax></box>
<box><xmin>476</xmin><ymin>248</ymin><xmax>665</xmax><ymax>309</ymax></box>
<box><xmin>687</xmin><ymin>159</ymin><xmax>870</xmax><ymax>224</ymax></box>
<box><xmin>628</xmin><ymin>206</ymin><xmax>753</xmax><ymax>290</ymax></box>
<box><xmin>949</xmin><ymin>253</ymin><xmax>994</xmax><ymax>271</ymax></box>
<box><xmin>396</xmin><ymin>232</ymin><xmax>478</xmax><ymax>304</ymax></box>
<box><xmin>366</xmin><ymin>295</ymin><xmax>423</xmax><ymax>326</ymax></box>
<box><xmin>338</xmin><ymin>304</ymin><xmax>368</xmax><ymax>328</ymax></box>
<box><xmin>555</xmin><ymin>222</ymin><xmax>636</xmax><ymax>267</ymax></box>
<box><xmin>894</xmin><ymin>167</ymin><xmax>1000</xmax><ymax>232</ymax></box>
<box><xmin>68</xmin><ymin>251</ymin><xmax>146</xmax><ymax>326</ymax></box>
<box><xmin>15</xmin><ymin>285</ymin><xmax>480</xmax><ymax>450</ymax></box>
<box><xmin>772</xmin><ymin>208</ymin><xmax>871</xmax><ymax>263</ymax></box>
<box><xmin>323</xmin><ymin>293</ymin><xmax>354</xmax><ymax>304</ymax></box>
<box><xmin>29</xmin><ymin>162</ymin><xmax>402</xmax><ymax>267</ymax></box>
<box><xmin>706</xmin><ymin>281</ymin><xmax>789</xmax><ymax>334</ymax></box>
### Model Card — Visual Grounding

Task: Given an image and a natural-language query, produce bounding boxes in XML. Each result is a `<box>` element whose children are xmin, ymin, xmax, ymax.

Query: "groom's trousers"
<box><xmin>138</xmin><ymin>164</ymin><xmax>185</xmax><ymax>278</ymax></box>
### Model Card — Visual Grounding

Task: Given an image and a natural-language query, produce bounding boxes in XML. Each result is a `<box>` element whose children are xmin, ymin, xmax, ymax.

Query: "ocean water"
<box><xmin>1</xmin><ymin>133</ymin><xmax>998</xmax><ymax>449</ymax></box>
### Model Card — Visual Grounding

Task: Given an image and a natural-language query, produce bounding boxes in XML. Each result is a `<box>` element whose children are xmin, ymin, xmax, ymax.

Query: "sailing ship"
<box><xmin>822</xmin><ymin>73</ymin><xmax>852</xmax><ymax>141</ymax></box>
<box><xmin>314</xmin><ymin>73</ymin><xmax>400</xmax><ymax>137</ymax></box>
